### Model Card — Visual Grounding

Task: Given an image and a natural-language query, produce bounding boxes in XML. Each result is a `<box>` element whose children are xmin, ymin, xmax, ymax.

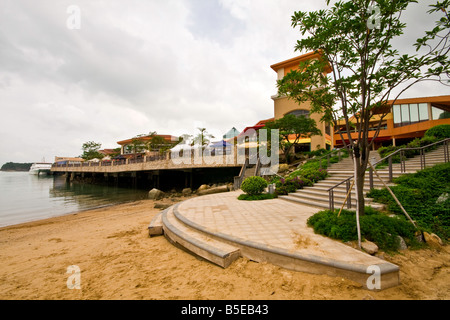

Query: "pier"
<box><xmin>51</xmin><ymin>153</ymin><xmax>244</xmax><ymax>190</ymax></box>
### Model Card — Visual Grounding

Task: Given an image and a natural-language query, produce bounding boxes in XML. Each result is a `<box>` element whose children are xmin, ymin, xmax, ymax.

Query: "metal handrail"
<box><xmin>297</xmin><ymin>145</ymin><xmax>352</xmax><ymax>170</ymax></box>
<box><xmin>327</xmin><ymin>137</ymin><xmax>450</xmax><ymax>211</ymax></box>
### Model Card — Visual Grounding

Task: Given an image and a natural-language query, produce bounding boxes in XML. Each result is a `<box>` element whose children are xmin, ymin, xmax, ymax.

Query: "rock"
<box><xmin>423</xmin><ymin>232</ymin><xmax>443</xmax><ymax>248</ymax></box>
<box><xmin>361</xmin><ymin>240</ymin><xmax>378</xmax><ymax>255</ymax></box>
<box><xmin>182</xmin><ymin>187</ymin><xmax>192</xmax><ymax>197</ymax></box>
<box><xmin>396</xmin><ymin>235</ymin><xmax>408</xmax><ymax>250</ymax></box>
<box><xmin>278</xmin><ymin>164</ymin><xmax>289</xmax><ymax>173</ymax></box>
<box><xmin>197</xmin><ymin>185</ymin><xmax>229</xmax><ymax>196</ymax></box>
<box><xmin>436</xmin><ymin>192</ymin><xmax>449</xmax><ymax>204</ymax></box>
<box><xmin>148</xmin><ymin>188</ymin><xmax>166</xmax><ymax>200</ymax></box>
<box><xmin>153</xmin><ymin>202</ymin><xmax>171</xmax><ymax>209</ymax></box>
<box><xmin>197</xmin><ymin>184</ymin><xmax>209</xmax><ymax>191</ymax></box>
<box><xmin>415</xmin><ymin>231</ymin><xmax>424</xmax><ymax>243</ymax></box>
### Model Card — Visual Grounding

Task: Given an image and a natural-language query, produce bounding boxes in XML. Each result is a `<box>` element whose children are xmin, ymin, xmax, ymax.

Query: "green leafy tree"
<box><xmin>277</xmin><ymin>0</ymin><xmax>450</xmax><ymax>246</ymax></box>
<box><xmin>81</xmin><ymin>141</ymin><xmax>103</xmax><ymax>160</ymax></box>
<box><xmin>264</xmin><ymin>114</ymin><xmax>322</xmax><ymax>164</ymax></box>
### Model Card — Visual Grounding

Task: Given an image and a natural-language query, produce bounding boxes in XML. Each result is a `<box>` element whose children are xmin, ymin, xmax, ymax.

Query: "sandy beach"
<box><xmin>0</xmin><ymin>198</ymin><xmax>449</xmax><ymax>300</ymax></box>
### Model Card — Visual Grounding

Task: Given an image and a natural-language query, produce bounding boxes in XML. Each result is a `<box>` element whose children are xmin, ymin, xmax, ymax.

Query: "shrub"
<box><xmin>275</xmin><ymin>176</ymin><xmax>312</xmax><ymax>195</ymax></box>
<box><xmin>238</xmin><ymin>193</ymin><xmax>275</xmax><ymax>201</ymax></box>
<box><xmin>425</xmin><ymin>124</ymin><xmax>450</xmax><ymax>140</ymax></box>
<box><xmin>367</xmin><ymin>162</ymin><xmax>450</xmax><ymax>241</ymax></box>
<box><xmin>299</xmin><ymin>168</ymin><xmax>328</xmax><ymax>182</ymax></box>
<box><xmin>240</xmin><ymin>176</ymin><xmax>268</xmax><ymax>195</ymax></box>
<box><xmin>307</xmin><ymin>208</ymin><xmax>420</xmax><ymax>252</ymax></box>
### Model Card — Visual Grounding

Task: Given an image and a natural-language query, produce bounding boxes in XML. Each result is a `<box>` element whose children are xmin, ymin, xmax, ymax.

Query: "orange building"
<box><xmin>333</xmin><ymin>95</ymin><xmax>450</xmax><ymax>149</ymax></box>
<box><xmin>270</xmin><ymin>51</ymin><xmax>334</xmax><ymax>152</ymax></box>
<box><xmin>271</xmin><ymin>52</ymin><xmax>450</xmax><ymax>151</ymax></box>
<box><xmin>117</xmin><ymin>134</ymin><xmax>179</xmax><ymax>155</ymax></box>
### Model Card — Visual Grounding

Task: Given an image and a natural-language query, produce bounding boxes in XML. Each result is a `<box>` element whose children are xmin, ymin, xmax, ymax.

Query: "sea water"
<box><xmin>0</xmin><ymin>171</ymin><xmax>149</xmax><ymax>227</ymax></box>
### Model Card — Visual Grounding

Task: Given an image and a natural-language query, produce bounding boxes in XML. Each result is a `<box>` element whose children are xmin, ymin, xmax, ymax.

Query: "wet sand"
<box><xmin>0</xmin><ymin>198</ymin><xmax>449</xmax><ymax>300</ymax></box>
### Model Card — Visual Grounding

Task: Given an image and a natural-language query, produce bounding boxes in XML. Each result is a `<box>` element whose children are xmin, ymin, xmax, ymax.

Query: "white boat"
<box><xmin>29</xmin><ymin>162</ymin><xmax>53</xmax><ymax>175</ymax></box>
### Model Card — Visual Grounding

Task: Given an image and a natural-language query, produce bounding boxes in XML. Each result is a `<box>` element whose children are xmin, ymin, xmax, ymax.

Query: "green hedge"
<box><xmin>307</xmin><ymin>208</ymin><xmax>420</xmax><ymax>252</ymax></box>
<box><xmin>367</xmin><ymin>162</ymin><xmax>450</xmax><ymax>241</ymax></box>
<box><xmin>425</xmin><ymin>124</ymin><xmax>450</xmax><ymax>139</ymax></box>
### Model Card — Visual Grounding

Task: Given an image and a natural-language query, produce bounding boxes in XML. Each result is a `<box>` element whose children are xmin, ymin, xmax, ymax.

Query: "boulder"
<box><xmin>148</xmin><ymin>188</ymin><xmax>166</xmax><ymax>200</ymax></box>
<box><xmin>423</xmin><ymin>232</ymin><xmax>443</xmax><ymax>248</ymax></box>
<box><xmin>197</xmin><ymin>184</ymin><xmax>209</xmax><ymax>192</ymax></box>
<box><xmin>361</xmin><ymin>240</ymin><xmax>379</xmax><ymax>255</ymax></box>
<box><xmin>278</xmin><ymin>164</ymin><xmax>290</xmax><ymax>173</ymax></box>
<box><xmin>436</xmin><ymin>192</ymin><xmax>449</xmax><ymax>204</ymax></box>
<box><xmin>197</xmin><ymin>185</ymin><xmax>229</xmax><ymax>196</ymax></box>
<box><xmin>182</xmin><ymin>187</ymin><xmax>192</xmax><ymax>197</ymax></box>
<box><xmin>396</xmin><ymin>236</ymin><xmax>408</xmax><ymax>250</ymax></box>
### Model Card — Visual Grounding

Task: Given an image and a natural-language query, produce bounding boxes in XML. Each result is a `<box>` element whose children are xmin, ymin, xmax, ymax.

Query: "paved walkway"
<box><xmin>155</xmin><ymin>190</ymin><xmax>400</xmax><ymax>289</ymax></box>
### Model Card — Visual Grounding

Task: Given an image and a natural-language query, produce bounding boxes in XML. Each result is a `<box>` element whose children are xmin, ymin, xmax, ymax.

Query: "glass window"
<box><xmin>393</xmin><ymin>104</ymin><xmax>401</xmax><ymax>127</ymax></box>
<box><xmin>401</xmin><ymin>104</ymin><xmax>410</xmax><ymax>125</ymax></box>
<box><xmin>409</xmin><ymin>104</ymin><xmax>419</xmax><ymax>123</ymax></box>
<box><xmin>432</xmin><ymin>106</ymin><xmax>449</xmax><ymax>120</ymax></box>
<box><xmin>286</xmin><ymin>109</ymin><xmax>309</xmax><ymax>118</ymax></box>
<box><xmin>418</xmin><ymin>103</ymin><xmax>429</xmax><ymax>121</ymax></box>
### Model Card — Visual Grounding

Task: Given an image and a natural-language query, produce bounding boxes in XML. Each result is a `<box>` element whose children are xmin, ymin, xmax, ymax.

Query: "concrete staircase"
<box><xmin>148</xmin><ymin>205</ymin><xmax>241</xmax><ymax>268</ymax></box>
<box><xmin>279</xmin><ymin>145</ymin><xmax>448</xmax><ymax>210</ymax></box>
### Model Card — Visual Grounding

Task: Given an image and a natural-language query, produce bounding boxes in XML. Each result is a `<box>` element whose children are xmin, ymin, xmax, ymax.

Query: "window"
<box><xmin>393</xmin><ymin>105</ymin><xmax>401</xmax><ymax>127</ymax></box>
<box><xmin>393</xmin><ymin>103</ymin><xmax>430</xmax><ymax>128</ymax></box>
<box><xmin>418</xmin><ymin>103</ymin><xmax>429</xmax><ymax>121</ymax></box>
<box><xmin>432</xmin><ymin>106</ymin><xmax>450</xmax><ymax>120</ymax></box>
<box><xmin>409</xmin><ymin>104</ymin><xmax>419</xmax><ymax>124</ymax></box>
<box><xmin>286</xmin><ymin>109</ymin><xmax>309</xmax><ymax>118</ymax></box>
<box><xmin>401</xmin><ymin>104</ymin><xmax>410</xmax><ymax>125</ymax></box>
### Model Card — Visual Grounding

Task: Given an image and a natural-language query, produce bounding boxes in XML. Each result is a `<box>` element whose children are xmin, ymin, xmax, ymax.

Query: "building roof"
<box><xmin>117</xmin><ymin>134</ymin><xmax>179</xmax><ymax>145</ymax></box>
<box><xmin>270</xmin><ymin>50</ymin><xmax>332</xmax><ymax>74</ymax></box>
<box><xmin>373</xmin><ymin>95</ymin><xmax>450</xmax><ymax>114</ymax></box>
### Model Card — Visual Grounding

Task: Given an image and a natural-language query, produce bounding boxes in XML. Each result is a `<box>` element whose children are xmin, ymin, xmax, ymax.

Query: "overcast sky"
<box><xmin>0</xmin><ymin>0</ymin><xmax>448</xmax><ymax>165</ymax></box>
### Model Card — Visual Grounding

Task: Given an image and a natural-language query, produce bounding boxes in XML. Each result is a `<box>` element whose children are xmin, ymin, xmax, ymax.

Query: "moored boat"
<box><xmin>29</xmin><ymin>162</ymin><xmax>52</xmax><ymax>175</ymax></box>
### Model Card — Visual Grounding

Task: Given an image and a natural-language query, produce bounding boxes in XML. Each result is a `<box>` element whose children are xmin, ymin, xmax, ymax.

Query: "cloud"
<box><xmin>0</xmin><ymin>0</ymin><xmax>448</xmax><ymax>165</ymax></box>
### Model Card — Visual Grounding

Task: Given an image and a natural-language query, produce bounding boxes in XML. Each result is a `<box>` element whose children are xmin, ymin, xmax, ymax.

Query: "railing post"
<box><xmin>346</xmin><ymin>179</ymin><xmax>351</xmax><ymax>209</ymax></box>
<box><xmin>329</xmin><ymin>190</ymin><xmax>334</xmax><ymax>212</ymax></box>
<box><xmin>369</xmin><ymin>167</ymin><xmax>373</xmax><ymax>190</ymax></box>
<box><xmin>388</xmin><ymin>156</ymin><xmax>393</xmax><ymax>182</ymax></box>
<box><xmin>445</xmin><ymin>140</ymin><xmax>449</xmax><ymax>163</ymax></box>
<box><xmin>400</xmin><ymin>150</ymin><xmax>405</xmax><ymax>173</ymax></box>
<box><xmin>420</xmin><ymin>148</ymin><xmax>425</xmax><ymax>170</ymax></box>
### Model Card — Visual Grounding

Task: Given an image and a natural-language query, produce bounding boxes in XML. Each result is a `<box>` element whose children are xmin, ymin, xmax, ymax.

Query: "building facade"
<box><xmin>270</xmin><ymin>51</ymin><xmax>334</xmax><ymax>152</ymax></box>
<box><xmin>333</xmin><ymin>95</ymin><xmax>450</xmax><ymax>149</ymax></box>
<box><xmin>271</xmin><ymin>52</ymin><xmax>450</xmax><ymax>152</ymax></box>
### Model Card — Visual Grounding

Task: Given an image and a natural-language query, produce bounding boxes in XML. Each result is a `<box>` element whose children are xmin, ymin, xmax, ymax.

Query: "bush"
<box><xmin>238</xmin><ymin>193</ymin><xmax>275</xmax><ymax>201</ymax></box>
<box><xmin>240</xmin><ymin>176</ymin><xmax>268</xmax><ymax>195</ymax></box>
<box><xmin>275</xmin><ymin>176</ymin><xmax>312</xmax><ymax>195</ymax></box>
<box><xmin>307</xmin><ymin>208</ymin><xmax>420</xmax><ymax>252</ymax></box>
<box><xmin>367</xmin><ymin>162</ymin><xmax>450</xmax><ymax>241</ymax></box>
<box><xmin>425</xmin><ymin>124</ymin><xmax>450</xmax><ymax>140</ymax></box>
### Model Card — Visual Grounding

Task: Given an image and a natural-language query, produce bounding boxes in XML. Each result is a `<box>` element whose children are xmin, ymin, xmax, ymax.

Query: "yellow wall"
<box><xmin>273</xmin><ymin>95</ymin><xmax>332</xmax><ymax>150</ymax></box>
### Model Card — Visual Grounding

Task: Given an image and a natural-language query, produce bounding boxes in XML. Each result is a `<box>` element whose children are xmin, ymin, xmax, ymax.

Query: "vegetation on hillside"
<box><xmin>1</xmin><ymin>162</ymin><xmax>33</xmax><ymax>171</ymax></box>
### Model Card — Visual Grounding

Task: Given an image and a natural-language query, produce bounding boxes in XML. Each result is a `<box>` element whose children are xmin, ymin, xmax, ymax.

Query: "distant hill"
<box><xmin>1</xmin><ymin>162</ymin><xmax>33</xmax><ymax>171</ymax></box>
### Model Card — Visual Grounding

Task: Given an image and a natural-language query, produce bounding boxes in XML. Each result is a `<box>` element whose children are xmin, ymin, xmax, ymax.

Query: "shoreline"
<box><xmin>0</xmin><ymin>198</ymin><xmax>449</xmax><ymax>300</ymax></box>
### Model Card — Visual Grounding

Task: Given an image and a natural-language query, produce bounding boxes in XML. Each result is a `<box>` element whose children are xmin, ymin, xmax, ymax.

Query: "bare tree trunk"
<box><xmin>353</xmin><ymin>147</ymin><xmax>363</xmax><ymax>249</ymax></box>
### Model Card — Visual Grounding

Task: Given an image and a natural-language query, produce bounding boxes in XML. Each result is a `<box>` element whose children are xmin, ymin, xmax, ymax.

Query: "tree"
<box><xmin>127</xmin><ymin>134</ymin><xmax>147</xmax><ymax>159</ymax></box>
<box><xmin>81</xmin><ymin>141</ymin><xmax>103</xmax><ymax>160</ymax></box>
<box><xmin>193</xmin><ymin>128</ymin><xmax>215</xmax><ymax>147</ymax></box>
<box><xmin>264</xmin><ymin>114</ymin><xmax>322</xmax><ymax>163</ymax></box>
<box><xmin>277</xmin><ymin>0</ymin><xmax>449</xmax><ymax>247</ymax></box>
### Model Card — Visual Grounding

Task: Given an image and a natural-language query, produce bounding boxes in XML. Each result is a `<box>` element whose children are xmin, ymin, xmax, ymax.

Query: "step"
<box><xmin>161</xmin><ymin>204</ymin><xmax>241</xmax><ymax>268</ymax></box>
<box><xmin>279</xmin><ymin>194</ymin><xmax>385</xmax><ymax>210</ymax></box>
<box><xmin>287</xmin><ymin>191</ymin><xmax>375</xmax><ymax>205</ymax></box>
<box><xmin>148</xmin><ymin>208</ymin><xmax>166</xmax><ymax>237</ymax></box>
